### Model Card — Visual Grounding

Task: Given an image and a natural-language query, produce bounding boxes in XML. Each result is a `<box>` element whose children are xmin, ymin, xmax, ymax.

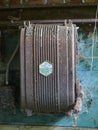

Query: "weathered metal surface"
<box><xmin>69</xmin><ymin>23</ymin><xmax>76</xmax><ymax>105</ymax></box>
<box><xmin>20</xmin><ymin>23</ymin><xmax>77</xmax><ymax>113</ymax></box>
<box><xmin>0</xmin><ymin>5</ymin><xmax>96</xmax><ymax>22</ymax></box>
<box><xmin>25</xmin><ymin>26</ymin><xmax>34</xmax><ymax>110</ymax></box>
<box><xmin>20</xmin><ymin>28</ymin><xmax>26</xmax><ymax>109</ymax></box>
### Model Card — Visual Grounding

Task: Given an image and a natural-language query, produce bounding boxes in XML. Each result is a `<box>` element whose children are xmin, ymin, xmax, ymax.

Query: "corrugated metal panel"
<box><xmin>20</xmin><ymin>23</ymin><xmax>77</xmax><ymax>113</ymax></box>
<box><xmin>20</xmin><ymin>28</ymin><xmax>26</xmax><ymax>109</ymax></box>
<box><xmin>32</xmin><ymin>25</ymin><xmax>58</xmax><ymax>112</ymax></box>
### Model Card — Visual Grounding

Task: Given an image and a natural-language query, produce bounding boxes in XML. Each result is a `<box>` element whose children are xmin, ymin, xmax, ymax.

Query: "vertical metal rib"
<box><xmin>54</xmin><ymin>25</ymin><xmax>57</xmax><ymax>111</ymax></box>
<box><xmin>43</xmin><ymin>25</ymin><xmax>47</xmax><ymax>112</ymax></box>
<box><xmin>66</xmin><ymin>26</ymin><xmax>69</xmax><ymax>107</ymax></box>
<box><xmin>33</xmin><ymin>26</ymin><xmax>37</xmax><ymax>111</ymax></box>
<box><xmin>68</xmin><ymin>25</ymin><xmax>71</xmax><ymax>105</ymax></box>
<box><xmin>52</xmin><ymin>25</ymin><xmax>57</xmax><ymax>112</ymax></box>
<box><xmin>57</xmin><ymin>25</ymin><xmax>60</xmax><ymax>111</ymax></box>
<box><xmin>39</xmin><ymin>25</ymin><xmax>42</xmax><ymax>111</ymax></box>
<box><xmin>51</xmin><ymin>25</ymin><xmax>55</xmax><ymax>111</ymax></box>
<box><xmin>45</xmin><ymin>25</ymin><xmax>48</xmax><ymax>111</ymax></box>
<box><xmin>36</xmin><ymin>26</ymin><xmax>40</xmax><ymax>111</ymax></box>
<box><xmin>57</xmin><ymin>25</ymin><xmax>69</xmax><ymax>111</ymax></box>
<box><xmin>38</xmin><ymin>25</ymin><xmax>43</xmax><ymax>112</ymax></box>
<box><xmin>20</xmin><ymin>28</ymin><xmax>26</xmax><ymax>109</ymax></box>
<box><xmin>46</xmin><ymin>25</ymin><xmax>50</xmax><ymax>111</ymax></box>
<box><xmin>50</xmin><ymin>25</ymin><xmax>54</xmax><ymax>111</ymax></box>
<box><xmin>25</xmin><ymin>26</ymin><xmax>34</xmax><ymax>109</ymax></box>
<box><xmin>42</xmin><ymin>25</ymin><xmax>45</xmax><ymax>112</ymax></box>
<box><xmin>74</xmin><ymin>25</ymin><xmax>77</xmax><ymax>99</ymax></box>
<box><xmin>54</xmin><ymin>25</ymin><xmax>58</xmax><ymax>111</ymax></box>
<box><xmin>72</xmin><ymin>24</ymin><xmax>75</xmax><ymax>104</ymax></box>
<box><xmin>32</xmin><ymin>25</ymin><xmax>35</xmax><ymax>111</ymax></box>
<box><xmin>34</xmin><ymin>25</ymin><xmax>37</xmax><ymax>111</ymax></box>
<box><xmin>48</xmin><ymin>25</ymin><xmax>52</xmax><ymax>111</ymax></box>
<box><xmin>68</xmin><ymin>23</ymin><xmax>75</xmax><ymax>106</ymax></box>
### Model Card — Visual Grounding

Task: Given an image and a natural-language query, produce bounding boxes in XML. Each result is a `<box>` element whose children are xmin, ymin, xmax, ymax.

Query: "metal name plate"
<box><xmin>39</xmin><ymin>61</ymin><xmax>53</xmax><ymax>77</ymax></box>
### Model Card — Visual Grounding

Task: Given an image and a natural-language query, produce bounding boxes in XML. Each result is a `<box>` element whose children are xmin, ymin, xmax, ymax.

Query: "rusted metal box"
<box><xmin>20</xmin><ymin>22</ymin><xmax>77</xmax><ymax>113</ymax></box>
